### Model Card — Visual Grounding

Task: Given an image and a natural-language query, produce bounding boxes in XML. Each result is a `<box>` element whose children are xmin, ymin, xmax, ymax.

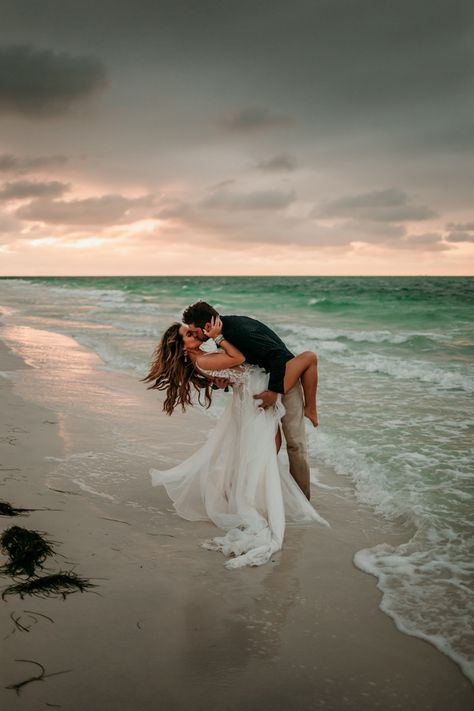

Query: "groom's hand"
<box><xmin>212</xmin><ymin>377</ymin><xmax>230</xmax><ymax>390</ymax></box>
<box><xmin>254</xmin><ymin>390</ymin><xmax>278</xmax><ymax>409</ymax></box>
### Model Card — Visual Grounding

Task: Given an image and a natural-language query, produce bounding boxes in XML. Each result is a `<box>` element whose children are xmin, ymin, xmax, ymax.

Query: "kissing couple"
<box><xmin>144</xmin><ymin>300</ymin><xmax>329</xmax><ymax>569</ymax></box>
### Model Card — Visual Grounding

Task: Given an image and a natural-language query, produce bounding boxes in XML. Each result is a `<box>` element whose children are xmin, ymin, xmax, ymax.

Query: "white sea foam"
<box><xmin>309</xmin><ymin>423</ymin><xmax>474</xmax><ymax>683</ymax></box>
<box><xmin>309</xmin><ymin>431</ymin><xmax>404</xmax><ymax>518</ymax></box>
<box><xmin>285</xmin><ymin>330</ymin><xmax>474</xmax><ymax>392</ymax></box>
<box><xmin>46</xmin><ymin>285</ymin><xmax>128</xmax><ymax>303</ymax></box>
<box><xmin>281</xmin><ymin>322</ymin><xmax>448</xmax><ymax>346</ymax></box>
<box><xmin>354</xmin><ymin>540</ymin><xmax>474</xmax><ymax>684</ymax></box>
<box><xmin>71</xmin><ymin>478</ymin><xmax>117</xmax><ymax>501</ymax></box>
<box><xmin>314</xmin><ymin>340</ymin><xmax>348</xmax><ymax>354</ymax></box>
<box><xmin>330</xmin><ymin>352</ymin><xmax>474</xmax><ymax>392</ymax></box>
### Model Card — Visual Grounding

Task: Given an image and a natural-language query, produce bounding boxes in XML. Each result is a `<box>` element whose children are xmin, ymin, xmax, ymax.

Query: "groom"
<box><xmin>182</xmin><ymin>301</ymin><xmax>311</xmax><ymax>500</ymax></box>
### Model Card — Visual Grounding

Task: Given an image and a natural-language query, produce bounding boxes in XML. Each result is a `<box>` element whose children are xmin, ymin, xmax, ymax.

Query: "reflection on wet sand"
<box><xmin>177</xmin><ymin>528</ymin><xmax>306</xmax><ymax>690</ymax></box>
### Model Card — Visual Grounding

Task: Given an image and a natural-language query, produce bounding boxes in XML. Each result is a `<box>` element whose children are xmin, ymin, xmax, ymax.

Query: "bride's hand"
<box><xmin>204</xmin><ymin>316</ymin><xmax>223</xmax><ymax>339</ymax></box>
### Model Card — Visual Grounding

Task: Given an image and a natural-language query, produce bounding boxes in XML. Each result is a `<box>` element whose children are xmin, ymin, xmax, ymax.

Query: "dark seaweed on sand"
<box><xmin>5</xmin><ymin>658</ymin><xmax>72</xmax><ymax>696</ymax></box>
<box><xmin>0</xmin><ymin>501</ymin><xmax>33</xmax><ymax>517</ymax></box>
<box><xmin>2</xmin><ymin>571</ymin><xmax>98</xmax><ymax>600</ymax></box>
<box><xmin>0</xmin><ymin>525</ymin><xmax>55</xmax><ymax>577</ymax></box>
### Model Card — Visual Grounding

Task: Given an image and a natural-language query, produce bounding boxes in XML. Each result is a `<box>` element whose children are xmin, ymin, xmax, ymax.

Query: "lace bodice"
<box><xmin>195</xmin><ymin>362</ymin><xmax>251</xmax><ymax>384</ymax></box>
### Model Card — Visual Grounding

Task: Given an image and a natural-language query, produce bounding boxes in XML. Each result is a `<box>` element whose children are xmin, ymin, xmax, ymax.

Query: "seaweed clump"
<box><xmin>2</xmin><ymin>571</ymin><xmax>97</xmax><ymax>600</ymax></box>
<box><xmin>0</xmin><ymin>525</ymin><xmax>55</xmax><ymax>577</ymax></box>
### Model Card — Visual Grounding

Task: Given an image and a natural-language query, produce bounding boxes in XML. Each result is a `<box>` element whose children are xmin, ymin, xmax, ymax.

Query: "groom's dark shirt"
<box><xmin>220</xmin><ymin>315</ymin><xmax>294</xmax><ymax>394</ymax></box>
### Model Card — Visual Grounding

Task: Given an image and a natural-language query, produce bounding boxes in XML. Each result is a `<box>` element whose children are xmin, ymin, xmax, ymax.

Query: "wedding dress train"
<box><xmin>150</xmin><ymin>364</ymin><xmax>329</xmax><ymax>569</ymax></box>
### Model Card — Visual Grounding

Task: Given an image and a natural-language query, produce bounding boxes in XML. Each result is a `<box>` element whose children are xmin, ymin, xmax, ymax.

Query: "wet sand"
<box><xmin>0</xmin><ymin>334</ymin><xmax>472</xmax><ymax>711</ymax></box>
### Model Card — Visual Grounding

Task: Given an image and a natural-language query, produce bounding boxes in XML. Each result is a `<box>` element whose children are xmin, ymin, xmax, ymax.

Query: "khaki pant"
<box><xmin>281</xmin><ymin>382</ymin><xmax>311</xmax><ymax>499</ymax></box>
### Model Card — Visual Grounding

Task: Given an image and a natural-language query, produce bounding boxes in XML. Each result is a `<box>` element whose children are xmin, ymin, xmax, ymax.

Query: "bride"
<box><xmin>144</xmin><ymin>316</ymin><xmax>329</xmax><ymax>569</ymax></box>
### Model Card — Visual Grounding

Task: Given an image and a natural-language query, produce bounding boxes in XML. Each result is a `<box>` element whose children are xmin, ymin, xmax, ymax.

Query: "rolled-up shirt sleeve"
<box><xmin>267</xmin><ymin>355</ymin><xmax>291</xmax><ymax>394</ymax></box>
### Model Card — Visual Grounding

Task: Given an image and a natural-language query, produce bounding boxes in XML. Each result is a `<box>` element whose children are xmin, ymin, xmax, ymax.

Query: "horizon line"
<box><xmin>0</xmin><ymin>274</ymin><xmax>473</xmax><ymax>279</ymax></box>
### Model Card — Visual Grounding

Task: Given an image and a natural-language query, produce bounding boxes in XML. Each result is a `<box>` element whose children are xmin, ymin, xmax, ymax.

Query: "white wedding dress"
<box><xmin>150</xmin><ymin>364</ymin><xmax>329</xmax><ymax>569</ymax></box>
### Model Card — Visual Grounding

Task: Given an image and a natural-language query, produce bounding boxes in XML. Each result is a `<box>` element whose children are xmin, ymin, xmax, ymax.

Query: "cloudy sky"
<box><xmin>0</xmin><ymin>0</ymin><xmax>473</xmax><ymax>275</ymax></box>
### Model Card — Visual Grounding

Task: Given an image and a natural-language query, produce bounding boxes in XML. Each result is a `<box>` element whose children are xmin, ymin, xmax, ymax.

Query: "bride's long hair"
<box><xmin>143</xmin><ymin>322</ymin><xmax>213</xmax><ymax>415</ymax></box>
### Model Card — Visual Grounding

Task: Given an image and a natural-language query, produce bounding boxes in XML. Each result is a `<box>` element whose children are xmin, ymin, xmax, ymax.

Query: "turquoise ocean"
<box><xmin>0</xmin><ymin>276</ymin><xmax>473</xmax><ymax>681</ymax></box>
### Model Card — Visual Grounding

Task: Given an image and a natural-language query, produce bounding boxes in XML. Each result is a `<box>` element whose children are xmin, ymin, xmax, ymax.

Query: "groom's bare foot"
<box><xmin>304</xmin><ymin>406</ymin><xmax>318</xmax><ymax>427</ymax></box>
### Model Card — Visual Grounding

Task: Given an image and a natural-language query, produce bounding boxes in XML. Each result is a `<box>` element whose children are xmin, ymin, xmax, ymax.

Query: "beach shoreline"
<box><xmin>0</xmin><ymin>329</ymin><xmax>472</xmax><ymax>711</ymax></box>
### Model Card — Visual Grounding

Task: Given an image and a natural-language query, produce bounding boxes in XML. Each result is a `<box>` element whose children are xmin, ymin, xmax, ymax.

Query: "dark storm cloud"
<box><xmin>446</xmin><ymin>222</ymin><xmax>474</xmax><ymax>232</ymax></box>
<box><xmin>256</xmin><ymin>155</ymin><xmax>297</xmax><ymax>173</ymax></box>
<box><xmin>0</xmin><ymin>179</ymin><xmax>70</xmax><ymax>201</ymax></box>
<box><xmin>217</xmin><ymin>107</ymin><xmax>294</xmax><ymax>133</ymax></box>
<box><xmin>445</xmin><ymin>231</ymin><xmax>474</xmax><ymax>243</ymax></box>
<box><xmin>321</xmin><ymin>189</ymin><xmax>408</xmax><ymax>210</ymax></box>
<box><xmin>201</xmin><ymin>187</ymin><xmax>295</xmax><ymax>211</ymax></box>
<box><xmin>16</xmin><ymin>193</ymin><xmax>155</xmax><ymax>225</ymax></box>
<box><xmin>0</xmin><ymin>153</ymin><xmax>68</xmax><ymax>173</ymax></box>
<box><xmin>354</xmin><ymin>205</ymin><xmax>436</xmax><ymax>223</ymax></box>
<box><xmin>0</xmin><ymin>45</ymin><xmax>107</xmax><ymax>118</ymax></box>
<box><xmin>341</xmin><ymin>220</ymin><xmax>407</xmax><ymax>240</ymax></box>
<box><xmin>131</xmin><ymin>0</ymin><xmax>473</xmax><ymax>155</ymax></box>
<box><xmin>445</xmin><ymin>221</ymin><xmax>474</xmax><ymax>244</ymax></box>
<box><xmin>157</xmin><ymin>188</ymin><xmax>295</xmax><ymax>219</ymax></box>
<box><xmin>397</xmin><ymin>233</ymin><xmax>451</xmax><ymax>251</ymax></box>
<box><xmin>1</xmin><ymin>1</ymin><xmax>472</xmax><ymax>144</ymax></box>
<box><xmin>316</xmin><ymin>188</ymin><xmax>437</xmax><ymax>222</ymax></box>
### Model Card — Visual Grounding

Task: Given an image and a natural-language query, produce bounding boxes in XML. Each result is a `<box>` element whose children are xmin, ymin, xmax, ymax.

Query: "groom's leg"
<box><xmin>281</xmin><ymin>383</ymin><xmax>311</xmax><ymax>500</ymax></box>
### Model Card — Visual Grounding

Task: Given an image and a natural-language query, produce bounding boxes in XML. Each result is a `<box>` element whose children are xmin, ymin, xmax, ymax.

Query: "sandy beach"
<box><xmin>0</xmin><ymin>332</ymin><xmax>473</xmax><ymax>711</ymax></box>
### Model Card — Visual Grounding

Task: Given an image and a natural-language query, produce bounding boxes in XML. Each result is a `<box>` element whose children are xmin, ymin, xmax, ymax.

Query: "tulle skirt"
<box><xmin>150</xmin><ymin>366</ymin><xmax>328</xmax><ymax>569</ymax></box>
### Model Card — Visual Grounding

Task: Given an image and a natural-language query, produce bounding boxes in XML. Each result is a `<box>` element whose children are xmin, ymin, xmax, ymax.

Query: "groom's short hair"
<box><xmin>182</xmin><ymin>301</ymin><xmax>219</xmax><ymax>328</ymax></box>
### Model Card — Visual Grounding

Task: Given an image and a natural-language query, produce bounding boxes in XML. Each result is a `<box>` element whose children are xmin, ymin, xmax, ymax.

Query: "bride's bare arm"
<box><xmin>195</xmin><ymin>316</ymin><xmax>245</xmax><ymax>371</ymax></box>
